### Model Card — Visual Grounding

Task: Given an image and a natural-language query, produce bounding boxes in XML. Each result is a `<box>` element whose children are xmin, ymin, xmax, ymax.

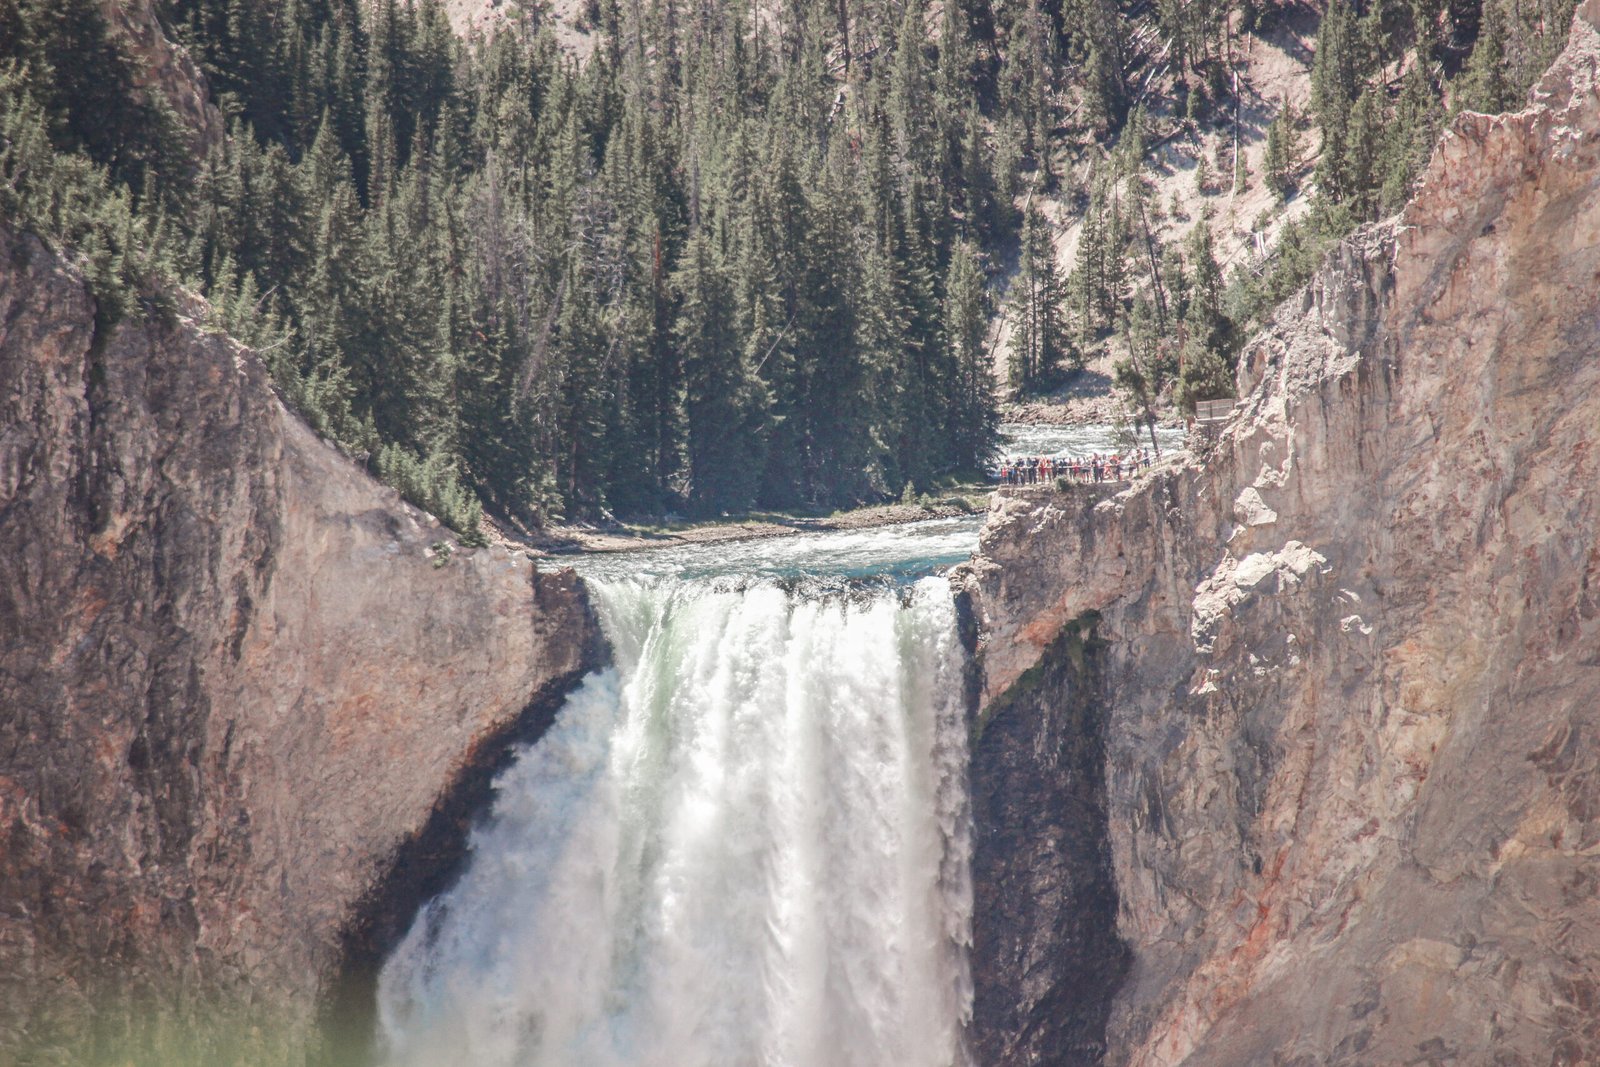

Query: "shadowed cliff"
<box><xmin>966</xmin><ymin>613</ymin><xmax>1131</xmax><ymax>1067</ymax></box>
<box><xmin>960</xmin><ymin>3</ymin><xmax>1600</xmax><ymax>1062</ymax></box>
<box><xmin>0</xmin><ymin>223</ymin><xmax>602</xmax><ymax>1062</ymax></box>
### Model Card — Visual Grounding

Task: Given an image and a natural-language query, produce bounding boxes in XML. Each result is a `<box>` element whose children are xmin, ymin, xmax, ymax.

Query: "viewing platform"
<box><xmin>991</xmin><ymin>477</ymin><xmax>1141</xmax><ymax>502</ymax></box>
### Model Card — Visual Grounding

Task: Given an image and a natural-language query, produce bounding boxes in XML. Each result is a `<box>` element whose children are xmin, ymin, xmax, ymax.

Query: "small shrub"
<box><xmin>377</xmin><ymin>444</ymin><xmax>487</xmax><ymax>546</ymax></box>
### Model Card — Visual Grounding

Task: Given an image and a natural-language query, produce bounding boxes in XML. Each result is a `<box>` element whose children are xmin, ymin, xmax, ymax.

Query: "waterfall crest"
<box><xmin>377</xmin><ymin>576</ymin><xmax>974</xmax><ymax>1067</ymax></box>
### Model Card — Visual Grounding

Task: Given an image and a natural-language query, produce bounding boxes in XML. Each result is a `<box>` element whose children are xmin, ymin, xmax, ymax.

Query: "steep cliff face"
<box><xmin>960</xmin><ymin>5</ymin><xmax>1600</xmax><ymax>1064</ymax></box>
<box><xmin>968</xmin><ymin>616</ymin><xmax>1130</xmax><ymax>1067</ymax></box>
<box><xmin>0</xmin><ymin>226</ymin><xmax>601</xmax><ymax>1061</ymax></box>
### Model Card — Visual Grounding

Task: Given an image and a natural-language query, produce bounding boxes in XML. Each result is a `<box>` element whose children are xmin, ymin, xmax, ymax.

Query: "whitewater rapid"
<box><xmin>376</xmin><ymin>576</ymin><xmax>975</xmax><ymax>1067</ymax></box>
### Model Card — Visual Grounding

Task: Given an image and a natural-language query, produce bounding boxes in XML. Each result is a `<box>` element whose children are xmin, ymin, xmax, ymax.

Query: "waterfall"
<box><xmin>376</xmin><ymin>576</ymin><xmax>974</xmax><ymax>1067</ymax></box>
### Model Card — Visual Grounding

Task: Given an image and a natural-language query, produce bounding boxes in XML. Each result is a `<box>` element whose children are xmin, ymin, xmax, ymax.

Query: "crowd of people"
<box><xmin>994</xmin><ymin>449</ymin><xmax>1154</xmax><ymax>486</ymax></box>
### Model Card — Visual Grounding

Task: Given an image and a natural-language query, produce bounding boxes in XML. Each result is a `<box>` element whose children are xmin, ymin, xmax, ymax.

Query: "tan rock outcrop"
<box><xmin>0</xmin><ymin>225</ymin><xmax>600</xmax><ymax>1060</ymax></box>
<box><xmin>101</xmin><ymin>0</ymin><xmax>223</xmax><ymax>154</ymax></box>
<box><xmin>960</xmin><ymin>4</ymin><xmax>1600</xmax><ymax>1063</ymax></box>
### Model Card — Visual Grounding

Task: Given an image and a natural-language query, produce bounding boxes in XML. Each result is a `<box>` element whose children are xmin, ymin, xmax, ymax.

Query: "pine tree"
<box><xmin>1007</xmin><ymin>201</ymin><xmax>1070</xmax><ymax>392</ymax></box>
<box><xmin>1062</xmin><ymin>0</ymin><xmax>1129</xmax><ymax>130</ymax></box>
<box><xmin>1411</xmin><ymin>0</ymin><xmax>1445</xmax><ymax>64</ymax></box>
<box><xmin>553</xmin><ymin>258</ymin><xmax>615</xmax><ymax>512</ymax></box>
<box><xmin>1114</xmin><ymin>293</ymin><xmax>1169</xmax><ymax>453</ymax></box>
<box><xmin>1309</xmin><ymin>0</ymin><xmax>1367</xmax><ymax>204</ymax></box>
<box><xmin>890</xmin><ymin>0</ymin><xmax>938</xmax><ymax>180</ymax></box>
<box><xmin>672</xmin><ymin>227</ymin><xmax>767</xmax><ymax>514</ymax></box>
<box><xmin>1263</xmin><ymin>99</ymin><xmax>1299</xmax><ymax>199</ymax></box>
<box><xmin>1341</xmin><ymin>83</ymin><xmax>1384</xmax><ymax>218</ymax></box>
<box><xmin>1457</xmin><ymin>0</ymin><xmax>1519</xmax><ymax>114</ymax></box>
<box><xmin>1070</xmin><ymin>177</ymin><xmax>1127</xmax><ymax>338</ymax></box>
<box><xmin>1176</xmin><ymin>217</ymin><xmax>1233</xmax><ymax>407</ymax></box>
<box><xmin>1005</xmin><ymin>0</ymin><xmax>1056</xmax><ymax>186</ymax></box>
<box><xmin>944</xmin><ymin>238</ymin><xmax>999</xmax><ymax>474</ymax></box>
<box><xmin>797</xmin><ymin>145</ymin><xmax>876</xmax><ymax>502</ymax></box>
<box><xmin>1379</xmin><ymin>63</ymin><xmax>1441</xmax><ymax>214</ymax></box>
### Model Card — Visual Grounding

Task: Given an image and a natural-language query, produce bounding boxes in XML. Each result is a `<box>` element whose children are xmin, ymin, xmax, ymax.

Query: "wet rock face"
<box><xmin>961</xmin><ymin>4</ymin><xmax>1600</xmax><ymax>1064</ymax></box>
<box><xmin>0</xmin><ymin>227</ymin><xmax>601</xmax><ymax>1058</ymax></box>
<box><xmin>967</xmin><ymin>616</ymin><xmax>1130</xmax><ymax>1067</ymax></box>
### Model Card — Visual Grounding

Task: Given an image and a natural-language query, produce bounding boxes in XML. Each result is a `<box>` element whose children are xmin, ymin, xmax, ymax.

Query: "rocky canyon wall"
<box><xmin>961</xmin><ymin>4</ymin><xmax>1600</xmax><ymax>1064</ymax></box>
<box><xmin>0</xmin><ymin>225</ymin><xmax>601</xmax><ymax>1062</ymax></box>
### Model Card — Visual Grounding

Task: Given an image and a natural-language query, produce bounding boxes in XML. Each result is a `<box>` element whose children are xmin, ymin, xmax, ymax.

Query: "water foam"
<box><xmin>377</xmin><ymin>577</ymin><xmax>973</xmax><ymax>1067</ymax></box>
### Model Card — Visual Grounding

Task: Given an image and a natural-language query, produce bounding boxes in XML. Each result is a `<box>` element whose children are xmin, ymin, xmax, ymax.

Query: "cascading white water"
<box><xmin>376</xmin><ymin>576</ymin><xmax>974</xmax><ymax>1067</ymax></box>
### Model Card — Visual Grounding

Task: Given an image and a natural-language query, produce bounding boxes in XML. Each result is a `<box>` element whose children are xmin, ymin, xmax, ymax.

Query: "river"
<box><xmin>993</xmin><ymin>421</ymin><xmax>1187</xmax><ymax>463</ymax></box>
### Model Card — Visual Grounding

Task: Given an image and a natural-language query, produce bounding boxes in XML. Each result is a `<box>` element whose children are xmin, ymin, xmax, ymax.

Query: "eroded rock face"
<box><xmin>0</xmin><ymin>226</ymin><xmax>601</xmax><ymax>1060</ymax></box>
<box><xmin>960</xmin><ymin>5</ymin><xmax>1600</xmax><ymax>1063</ymax></box>
<box><xmin>101</xmin><ymin>0</ymin><xmax>223</xmax><ymax>155</ymax></box>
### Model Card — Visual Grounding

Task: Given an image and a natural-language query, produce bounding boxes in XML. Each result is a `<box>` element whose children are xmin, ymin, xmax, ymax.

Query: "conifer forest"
<box><xmin>0</xmin><ymin>0</ymin><xmax>1574</xmax><ymax>537</ymax></box>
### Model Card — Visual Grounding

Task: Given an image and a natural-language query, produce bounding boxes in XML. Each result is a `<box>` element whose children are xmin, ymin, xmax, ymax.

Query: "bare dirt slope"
<box><xmin>1002</xmin><ymin>3</ymin><xmax>1321</xmax><ymax>409</ymax></box>
<box><xmin>439</xmin><ymin>0</ymin><xmax>596</xmax><ymax>55</ymax></box>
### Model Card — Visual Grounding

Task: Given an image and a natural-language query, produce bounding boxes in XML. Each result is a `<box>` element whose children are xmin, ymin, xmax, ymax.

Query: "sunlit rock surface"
<box><xmin>0</xmin><ymin>224</ymin><xmax>600</xmax><ymax>1057</ymax></box>
<box><xmin>960</xmin><ymin>4</ymin><xmax>1600</xmax><ymax>1062</ymax></box>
